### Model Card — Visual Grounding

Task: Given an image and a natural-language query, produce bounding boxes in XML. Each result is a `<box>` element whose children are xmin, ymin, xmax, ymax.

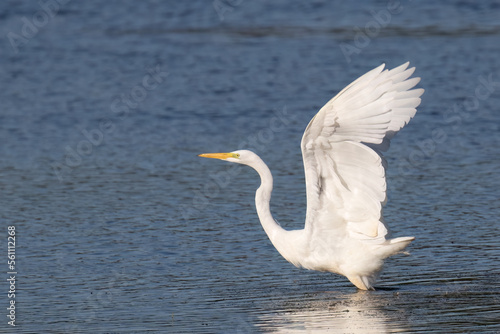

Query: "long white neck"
<box><xmin>250</xmin><ymin>158</ymin><xmax>286</xmax><ymax>244</ymax></box>
<box><xmin>247</xmin><ymin>155</ymin><xmax>305</xmax><ymax>269</ymax></box>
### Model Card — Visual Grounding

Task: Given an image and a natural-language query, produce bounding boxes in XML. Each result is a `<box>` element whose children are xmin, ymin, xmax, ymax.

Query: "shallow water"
<box><xmin>0</xmin><ymin>1</ymin><xmax>499</xmax><ymax>333</ymax></box>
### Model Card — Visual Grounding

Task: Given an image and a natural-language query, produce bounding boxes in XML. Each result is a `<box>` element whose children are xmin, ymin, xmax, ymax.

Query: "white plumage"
<box><xmin>199</xmin><ymin>62</ymin><xmax>424</xmax><ymax>290</ymax></box>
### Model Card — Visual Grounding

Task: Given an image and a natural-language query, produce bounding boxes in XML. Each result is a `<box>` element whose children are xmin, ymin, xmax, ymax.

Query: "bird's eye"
<box><xmin>235</xmin><ymin>153</ymin><xmax>241</xmax><ymax>158</ymax></box>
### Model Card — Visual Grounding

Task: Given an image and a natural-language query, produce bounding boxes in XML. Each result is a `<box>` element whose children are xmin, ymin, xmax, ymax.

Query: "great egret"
<box><xmin>199</xmin><ymin>62</ymin><xmax>423</xmax><ymax>290</ymax></box>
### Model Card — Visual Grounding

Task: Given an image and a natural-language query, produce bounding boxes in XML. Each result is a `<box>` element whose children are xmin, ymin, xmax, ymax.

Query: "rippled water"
<box><xmin>1</xmin><ymin>1</ymin><xmax>499</xmax><ymax>333</ymax></box>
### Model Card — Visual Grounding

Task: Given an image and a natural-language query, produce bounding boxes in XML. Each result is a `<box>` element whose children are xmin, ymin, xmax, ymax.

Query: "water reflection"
<box><xmin>257</xmin><ymin>290</ymin><xmax>404</xmax><ymax>333</ymax></box>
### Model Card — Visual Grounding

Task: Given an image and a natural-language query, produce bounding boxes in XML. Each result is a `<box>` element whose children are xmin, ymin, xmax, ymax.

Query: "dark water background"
<box><xmin>0</xmin><ymin>0</ymin><xmax>499</xmax><ymax>332</ymax></box>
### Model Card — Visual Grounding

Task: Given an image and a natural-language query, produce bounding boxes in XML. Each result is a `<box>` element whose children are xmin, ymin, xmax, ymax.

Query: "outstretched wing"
<box><xmin>301</xmin><ymin>62</ymin><xmax>423</xmax><ymax>241</ymax></box>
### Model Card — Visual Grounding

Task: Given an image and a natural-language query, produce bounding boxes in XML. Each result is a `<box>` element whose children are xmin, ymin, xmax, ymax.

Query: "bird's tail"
<box><xmin>377</xmin><ymin>236</ymin><xmax>415</xmax><ymax>259</ymax></box>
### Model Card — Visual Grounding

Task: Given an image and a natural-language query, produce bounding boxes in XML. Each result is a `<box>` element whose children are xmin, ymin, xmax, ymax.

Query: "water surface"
<box><xmin>0</xmin><ymin>0</ymin><xmax>499</xmax><ymax>332</ymax></box>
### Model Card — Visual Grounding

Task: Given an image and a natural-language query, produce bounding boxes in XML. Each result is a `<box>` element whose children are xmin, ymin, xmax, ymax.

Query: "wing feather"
<box><xmin>301</xmin><ymin>63</ymin><xmax>423</xmax><ymax>241</ymax></box>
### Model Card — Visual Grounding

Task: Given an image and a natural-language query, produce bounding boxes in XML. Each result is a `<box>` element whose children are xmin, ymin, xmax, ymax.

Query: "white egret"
<box><xmin>199</xmin><ymin>62</ymin><xmax>423</xmax><ymax>290</ymax></box>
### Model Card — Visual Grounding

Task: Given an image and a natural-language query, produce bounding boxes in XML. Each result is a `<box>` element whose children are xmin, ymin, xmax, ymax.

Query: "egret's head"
<box><xmin>198</xmin><ymin>150</ymin><xmax>258</xmax><ymax>165</ymax></box>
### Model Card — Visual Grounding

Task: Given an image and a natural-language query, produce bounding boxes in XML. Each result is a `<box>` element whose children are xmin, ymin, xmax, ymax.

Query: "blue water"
<box><xmin>1</xmin><ymin>1</ymin><xmax>499</xmax><ymax>333</ymax></box>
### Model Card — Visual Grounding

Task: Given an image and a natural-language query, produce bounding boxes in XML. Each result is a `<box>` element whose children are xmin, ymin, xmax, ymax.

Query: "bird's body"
<box><xmin>199</xmin><ymin>63</ymin><xmax>423</xmax><ymax>290</ymax></box>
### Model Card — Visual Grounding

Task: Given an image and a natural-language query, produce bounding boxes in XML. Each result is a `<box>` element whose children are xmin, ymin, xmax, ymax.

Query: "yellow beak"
<box><xmin>198</xmin><ymin>152</ymin><xmax>234</xmax><ymax>160</ymax></box>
